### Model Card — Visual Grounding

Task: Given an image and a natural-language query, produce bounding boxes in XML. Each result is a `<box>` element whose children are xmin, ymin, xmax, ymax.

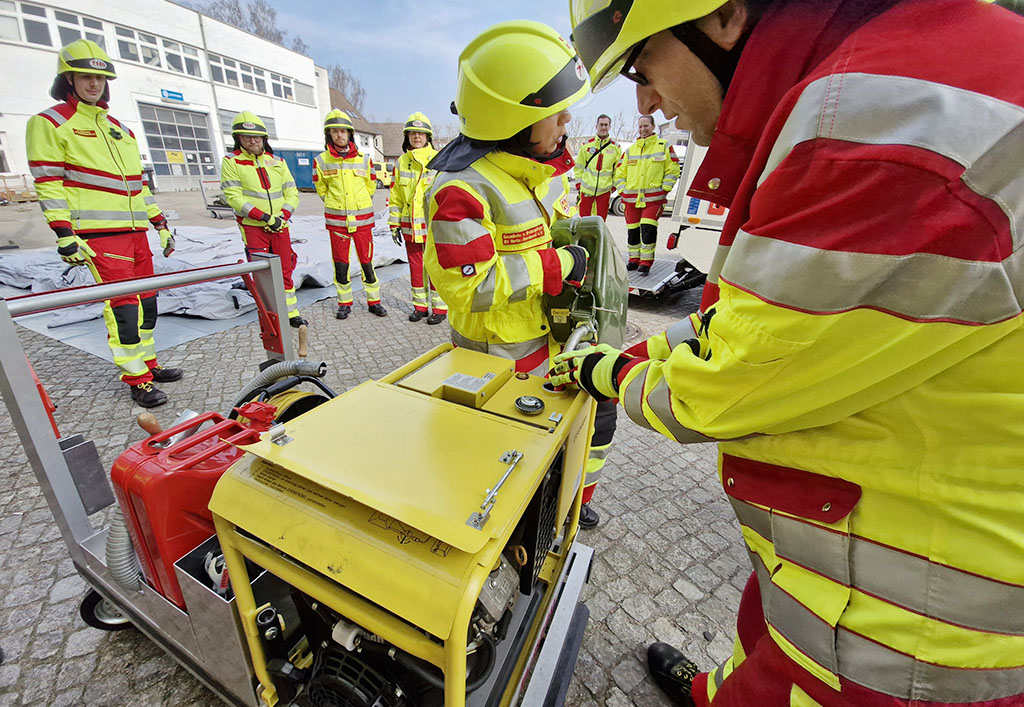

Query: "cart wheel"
<box><xmin>79</xmin><ymin>590</ymin><xmax>133</xmax><ymax>631</ymax></box>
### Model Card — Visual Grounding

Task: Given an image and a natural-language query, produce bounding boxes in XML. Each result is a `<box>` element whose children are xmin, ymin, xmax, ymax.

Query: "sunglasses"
<box><xmin>618</xmin><ymin>37</ymin><xmax>650</xmax><ymax>87</ymax></box>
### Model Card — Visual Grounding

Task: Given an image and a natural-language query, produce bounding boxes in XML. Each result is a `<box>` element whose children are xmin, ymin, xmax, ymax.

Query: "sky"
<box><xmin>275</xmin><ymin>0</ymin><xmax>645</xmax><ymax>138</ymax></box>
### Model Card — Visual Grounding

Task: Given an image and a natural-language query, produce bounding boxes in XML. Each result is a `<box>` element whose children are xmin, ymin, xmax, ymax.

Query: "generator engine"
<box><xmin>210</xmin><ymin>345</ymin><xmax>596</xmax><ymax>707</ymax></box>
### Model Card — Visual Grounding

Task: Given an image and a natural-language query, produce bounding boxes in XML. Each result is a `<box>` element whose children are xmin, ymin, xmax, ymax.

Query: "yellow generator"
<box><xmin>210</xmin><ymin>344</ymin><xmax>597</xmax><ymax>707</ymax></box>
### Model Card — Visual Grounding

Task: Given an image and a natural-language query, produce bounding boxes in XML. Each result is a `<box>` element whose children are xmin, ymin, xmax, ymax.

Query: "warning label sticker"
<box><xmin>247</xmin><ymin>460</ymin><xmax>348</xmax><ymax>514</ymax></box>
<box><xmin>442</xmin><ymin>371</ymin><xmax>496</xmax><ymax>393</ymax></box>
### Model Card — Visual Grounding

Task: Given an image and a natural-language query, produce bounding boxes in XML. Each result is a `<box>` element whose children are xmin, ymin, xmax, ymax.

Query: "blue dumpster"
<box><xmin>276</xmin><ymin>149</ymin><xmax>316</xmax><ymax>191</ymax></box>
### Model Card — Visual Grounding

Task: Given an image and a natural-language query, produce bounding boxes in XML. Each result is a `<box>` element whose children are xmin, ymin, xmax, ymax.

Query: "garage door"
<box><xmin>138</xmin><ymin>104</ymin><xmax>218</xmax><ymax>191</ymax></box>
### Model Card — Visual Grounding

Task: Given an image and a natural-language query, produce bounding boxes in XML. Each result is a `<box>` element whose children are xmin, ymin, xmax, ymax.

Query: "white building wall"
<box><xmin>0</xmin><ymin>0</ymin><xmax>326</xmax><ymax>191</ymax></box>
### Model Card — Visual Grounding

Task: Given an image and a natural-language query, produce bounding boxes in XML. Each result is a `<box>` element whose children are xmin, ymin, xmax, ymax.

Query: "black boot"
<box><xmin>409</xmin><ymin>310</ymin><xmax>426</xmax><ymax>322</ymax></box>
<box><xmin>289</xmin><ymin>315</ymin><xmax>308</xmax><ymax>328</ymax></box>
<box><xmin>131</xmin><ymin>382</ymin><xmax>168</xmax><ymax>408</ymax></box>
<box><xmin>368</xmin><ymin>303</ymin><xmax>388</xmax><ymax>317</ymax></box>
<box><xmin>149</xmin><ymin>365</ymin><xmax>183</xmax><ymax>383</ymax></box>
<box><xmin>647</xmin><ymin>643</ymin><xmax>699</xmax><ymax>706</ymax></box>
<box><xmin>626</xmin><ymin>260</ymin><xmax>640</xmax><ymax>271</ymax></box>
<box><xmin>336</xmin><ymin>305</ymin><xmax>351</xmax><ymax>320</ymax></box>
<box><xmin>638</xmin><ymin>263</ymin><xmax>651</xmax><ymax>275</ymax></box>
<box><xmin>426</xmin><ymin>312</ymin><xmax>446</xmax><ymax>325</ymax></box>
<box><xmin>578</xmin><ymin>503</ymin><xmax>600</xmax><ymax>529</ymax></box>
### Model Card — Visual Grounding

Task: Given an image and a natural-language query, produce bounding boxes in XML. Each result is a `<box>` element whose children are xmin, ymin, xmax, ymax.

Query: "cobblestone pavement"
<box><xmin>0</xmin><ymin>244</ymin><xmax>746</xmax><ymax>705</ymax></box>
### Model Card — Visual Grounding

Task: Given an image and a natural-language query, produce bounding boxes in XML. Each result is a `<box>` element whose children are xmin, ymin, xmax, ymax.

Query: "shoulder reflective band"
<box><xmin>570</xmin><ymin>0</ymin><xmax>635</xmax><ymax>76</ymax></box>
<box><xmin>519</xmin><ymin>56</ymin><xmax>588</xmax><ymax>108</ymax></box>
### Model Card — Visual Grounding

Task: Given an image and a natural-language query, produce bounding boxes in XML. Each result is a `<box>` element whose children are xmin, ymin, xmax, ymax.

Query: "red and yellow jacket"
<box><xmin>313</xmin><ymin>141</ymin><xmax>375</xmax><ymax>233</ymax></box>
<box><xmin>619</xmin><ymin>1</ymin><xmax>1024</xmax><ymax>703</ymax></box>
<box><xmin>26</xmin><ymin>97</ymin><xmax>165</xmax><ymax>237</ymax></box>
<box><xmin>220</xmin><ymin>148</ymin><xmax>298</xmax><ymax>229</ymax></box>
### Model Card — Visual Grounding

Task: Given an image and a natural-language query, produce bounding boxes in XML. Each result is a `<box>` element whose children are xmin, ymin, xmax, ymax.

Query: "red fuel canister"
<box><xmin>110</xmin><ymin>411</ymin><xmax>267</xmax><ymax>609</ymax></box>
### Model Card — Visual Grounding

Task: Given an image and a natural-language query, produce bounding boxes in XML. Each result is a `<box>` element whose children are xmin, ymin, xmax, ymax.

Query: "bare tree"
<box><xmin>327</xmin><ymin>64</ymin><xmax>367</xmax><ymax>113</ymax></box>
<box><xmin>433</xmin><ymin>120</ymin><xmax>461</xmax><ymax>148</ymax></box>
<box><xmin>201</xmin><ymin>0</ymin><xmax>308</xmax><ymax>53</ymax></box>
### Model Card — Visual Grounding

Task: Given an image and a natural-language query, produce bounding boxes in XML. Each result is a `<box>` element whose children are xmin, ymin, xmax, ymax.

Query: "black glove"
<box><xmin>560</xmin><ymin>244</ymin><xmax>588</xmax><ymax>289</ymax></box>
<box><xmin>264</xmin><ymin>215</ymin><xmax>285</xmax><ymax>233</ymax></box>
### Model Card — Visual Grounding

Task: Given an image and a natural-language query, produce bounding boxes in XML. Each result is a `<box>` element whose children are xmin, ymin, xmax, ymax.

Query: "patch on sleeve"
<box><xmin>461</xmin><ymin>264</ymin><xmax>476</xmax><ymax>277</ymax></box>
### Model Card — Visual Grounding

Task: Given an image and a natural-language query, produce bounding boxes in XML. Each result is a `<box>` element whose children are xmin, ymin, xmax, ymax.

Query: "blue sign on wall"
<box><xmin>687</xmin><ymin>197</ymin><xmax>701</xmax><ymax>215</ymax></box>
<box><xmin>160</xmin><ymin>89</ymin><xmax>184</xmax><ymax>102</ymax></box>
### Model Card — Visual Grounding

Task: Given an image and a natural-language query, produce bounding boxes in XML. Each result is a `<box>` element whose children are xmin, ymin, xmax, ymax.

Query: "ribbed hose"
<box><xmin>105</xmin><ymin>503</ymin><xmax>142</xmax><ymax>592</ymax></box>
<box><xmin>230</xmin><ymin>360</ymin><xmax>327</xmax><ymax>414</ymax></box>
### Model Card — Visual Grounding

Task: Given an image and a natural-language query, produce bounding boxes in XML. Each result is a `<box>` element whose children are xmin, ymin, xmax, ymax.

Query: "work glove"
<box><xmin>55</xmin><ymin>235</ymin><xmax>96</xmax><ymax>266</ymax></box>
<box><xmin>391</xmin><ymin>227</ymin><xmax>404</xmax><ymax>247</ymax></box>
<box><xmin>158</xmin><ymin>229</ymin><xmax>175</xmax><ymax>257</ymax></box>
<box><xmin>558</xmin><ymin>244</ymin><xmax>588</xmax><ymax>289</ymax></box>
<box><xmin>263</xmin><ymin>215</ymin><xmax>286</xmax><ymax>233</ymax></box>
<box><xmin>549</xmin><ymin>343</ymin><xmax>630</xmax><ymax>402</ymax></box>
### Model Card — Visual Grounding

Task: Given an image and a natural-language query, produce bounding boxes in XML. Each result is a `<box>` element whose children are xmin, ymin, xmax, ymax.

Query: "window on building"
<box><xmin>0</xmin><ymin>1</ymin><xmax>20</xmax><ymax>42</ymax></box>
<box><xmin>116</xmin><ymin>26</ymin><xmax>160</xmax><ymax>67</ymax></box>
<box><xmin>0</xmin><ymin>133</ymin><xmax>11</xmax><ymax>173</ymax></box>
<box><xmin>208</xmin><ymin>53</ymin><xmax>224</xmax><ymax>83</ymax></box>
<box><xmin>269</xmin><ymin>73</ymin><xmax>292</xmax><ymax>100</ymax></box>
<box><xmin>20</xmin><ymin>2</ymin><xmax>50</xmax><ymax>45</ymax></box>
<box><xmin>161</xmin><ymin>39</ymin><xmax>202</xmax><ymax>77</ymax></box>
<box><xmin>294</xmin><ymin>81</ymin><xmax>314</xmax><ymax>106</ymax></box>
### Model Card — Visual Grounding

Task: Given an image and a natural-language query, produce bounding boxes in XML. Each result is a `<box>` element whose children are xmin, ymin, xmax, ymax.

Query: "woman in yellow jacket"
<box><xmin>314</xmin><ymin>110</ymin><xmax>386</xmax><ymax>320</ymax></box>
<box><xmin>424</xmin><ymin>20</ymin><xmax>614</xmax><ymax>529</ymax></box>
<box><xmin>388</xmin><ymin>112</ymin><xmax>446</xmax><ymax>324</ymax></box>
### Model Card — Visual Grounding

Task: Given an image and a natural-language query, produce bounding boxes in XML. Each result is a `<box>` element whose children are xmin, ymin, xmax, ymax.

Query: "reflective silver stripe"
<box><xmin>964</xmin><ymin>118</ymin><xmax>1024</xmax><ymax>250</ymax></box>
<box><xmin>431</xmin><ymin>218</ymin><xmax>490</xmax><ymax>246</ymax></box>
<box><xmin>766</xmin><ymin>582</ymin><xmax>839</xmax><ymax>674</ymax></box>
<box><xmin>221</xmin><ymin>179</ymin><xmax>242</xmax><ymax>188</ymax></box>
<box><xmin>40</xmin><ymin>108</ymin><xmax>69</xmax><ymax>126</ymax></box>
<box><xmin>712</xmin><ymin>661</ymin><xmax>726</xmax><ymax>689</ymax></box>
<box><xmin>71</xmin><ymin>209</ymin><xmax>148</xmax><ymax>221</ymax></box>
<box><xmin>621</xmin><ymin>364</ymin><xmax>650</xmax><ymax>430</ymax></box>
<box><xmin>539</xmin><ymin>182</ymin><xmax>564</xmax><ymax>217</ymax></box>
<box><xmin>706</xmin><ymin>243</ymin><xmax>730</xmax><ymax>286</ymax></box>
<box><xmin>325</xmin><ymin>206</ymin><xmax>374</xmax><ymax>218</ymax></box>
<box><xmin>64</xmin><ymin>168</ymin><xmax>129</xmax><ymax>191</ymax></box>
<box><xmin>243</xmin><ymin>189</ymin><xmax>282</xmax><ymax>200</ymax></box>
<box><xmin>760</xmin><ymin>72</ymin><xmax>1024</xmax><ymax>248</ymax></box>
<box><xmin>143</xmin><ymin>195</ymin><xmax>156</xmax><ymax>206</ymax></box>
<box><xmin>450</xmin><ymin>329</ymin><xmax>487</xmax><ymax>353</ymax></box>
<box><xmin>645</xmin><ymin>378</ymin><xmax>716</xmax><ymax>443</ymax></box>
<box><xmin>663</xmin><ymin>317</ymin><xmax>698</xmax><ymax>350</ymax></box>
<box><xmin>451</xmin><ymin>330</ymin><xmax>548</xmax><ymax>364</ymax></box>
<box><xmin>459</xmin><ymin>166</ymin><xmax>543</xmax><ymax>225</ymax></box>
<box><xmin>240</xmin><ymin>201</ymin><xmax>260</xmax><ymax>217</ymax></box>
<box><xmin>732</xmin><ymin>498</ymin><xmax>1024</xmax><ymax>638</ymax></box>
<box><xmin>588</xmin><ymin>445</ymin><xmax>610</xmax><ymax>460</ymax></box>
<box><xmin>625</xmin><ymin>152</ymin><xmax>657</xmax><ymax>160</ymax></box>
<box><xmin>281</xmin><ymin>181</ymin><xmax>295</xmax><ymax>190</ymax></box>
<box><xmin>505</xmin><ymin>254</ymin><xmax>531</xmax><ymax>303</ymax></box>
<box><xmin>722</xmin><ymin>229</ymin><xmax>1023</xmax><ymax>325</ymax></box>
<box><xmin>399</xmin><ymin>170</ymin><xmax>415</xmax><ymax>179</ymax></box>
<box><xmin>30</xmin><ymin>164</ymin><xmax>64</xmax><ymax>178</ymax></box>
<box><xmin>471</xmin><ymin>268</ymin><xmax>497</xmax><ymax>313</ymax></box>
<box><xmin>314</xmin><ymin>155</ymin><xmax>327</xmax><ymax>170</ymax></box>
<box><xmin>837</xmin><ymin>626</ymin><xmax>1024</xmax><ymax>702</ymax></box>
<box><xmin>40</xmin><ymin>199</ymin><xmax>69</xmax><ymax>211</ymax></box>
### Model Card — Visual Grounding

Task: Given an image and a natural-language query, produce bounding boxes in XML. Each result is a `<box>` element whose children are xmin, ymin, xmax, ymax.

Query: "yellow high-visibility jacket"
<box><xmin>313</xmin><ymin>142</ymin><xmax>375</xmax><ymax>233</ymax></box>
<box><xmin>388</xmin><ymin>146</ymin><xmax>438</xmax><ymax>243</ymax></box>
<box><xmin>220</xmin><ymin>148</ymin><xmax>298</xmax><ymax>228</ymax></box>
<box><xmin>26</xmin><ymin>98</ymin><xmax>164</xmax><ymax>236</ymax></box>
<box><xmin>574</xmin><ymin>136</ymin><xmax>621</xmax><ymax>197</ymax></box>
<box><xmin>614</xmin><ymin>135</ymin><xmax>680</xmax><ymax>206</ymax></box>
<box><xmin>425</xmin><ymin>150</ymin><xmax>576</xmax><ymax>368</ymax></box>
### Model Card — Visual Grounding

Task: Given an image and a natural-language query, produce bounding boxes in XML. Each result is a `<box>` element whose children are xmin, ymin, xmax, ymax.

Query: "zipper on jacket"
<box><xmin>97</xmin><ymin>111</ymin><xmax>134</xmax><ymax>229</ymax></box>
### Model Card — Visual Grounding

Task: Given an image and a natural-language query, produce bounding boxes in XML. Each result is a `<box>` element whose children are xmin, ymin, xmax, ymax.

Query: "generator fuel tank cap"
<box><xmin>514</xmin><ymin>395</ymin><xmax>545</xmax><ymax>415</ymax></box>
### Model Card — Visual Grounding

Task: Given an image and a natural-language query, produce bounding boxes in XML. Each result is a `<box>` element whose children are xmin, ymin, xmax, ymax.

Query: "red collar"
<box><xmin>691</xmin><ymin>0</ymin><xmax>901</xmax><ymax>207</ymax></box>
<box><xmin>328</xmin><ymin>141</ymin><xmax>359</xmax><ymax>159</ymax></box>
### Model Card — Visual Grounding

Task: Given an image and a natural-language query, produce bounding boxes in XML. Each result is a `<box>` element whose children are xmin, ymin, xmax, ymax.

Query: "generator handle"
<box><xmin>170</xmin><ymin>428</ymin><xmax>261</xmax><ymax>470</ymax></box>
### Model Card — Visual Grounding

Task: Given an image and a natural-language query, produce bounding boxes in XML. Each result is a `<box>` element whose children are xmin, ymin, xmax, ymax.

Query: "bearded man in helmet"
<box><xmin>424</xmin><ymin>20</ymin><xmax>617</xmax><ymax>529</ymax></box>
<box><xmin>388</xmin><ymin>112</ymin><xmax>447</xmax><ymax>324</ymax></box>
<box><xmin>26</xmin><ymin>39</ymin><xmax>183</xmax><ymax>408</ymax></box>
<box><xmin>220</xmin><ymin>111</ymin><xmax>305</xmax><ymax>329</ymax></box>
<box><xmin>558</xmin><ymin>0</ymin><xmax>1024</xmax><ymax>705</ymax></box>
<box><xmin>314</xmin><ymin>110</ymin><xmax>387</xmax><ymax>320</ymax></box>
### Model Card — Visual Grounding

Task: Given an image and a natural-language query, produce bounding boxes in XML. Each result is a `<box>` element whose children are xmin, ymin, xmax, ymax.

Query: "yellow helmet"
<box><xmin>403</xmin><ymin>112</ymin><xmax>433</xmax><ymax>136</ymax></box>
<box><xmin>570</xmin><ymin>0</ymin><xmax>728</xmax><ymax>90</ymax></box>
<box><xmin>57</xmin><ymin>38</ymin><xmax>116</xmax><ymax>78</ymax></box>
<box><xmin>324</xmin><ymin>109</ymin><xmax>354</xmax><ymax>132</ymax></box>
<box><xmin>230</xmin><ymin>111</ymin><xmax>268</xmax><ymax>137</ymax></box>
<box><xmin>454</xmin><ymin>20</ymin><xmax>589</xmax><ymax>141</ymax></box>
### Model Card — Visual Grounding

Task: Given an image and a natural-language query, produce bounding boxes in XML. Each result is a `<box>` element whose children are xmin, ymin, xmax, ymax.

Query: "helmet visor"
<box><xmin>570</xmin><ymin>0</ymin><xmax>634</xmax><ymax>89</ymax></box>
<box><xmin>518</xmin><ymin>56</ymin><xmax>588</xmax><ymax>107</ymax></box>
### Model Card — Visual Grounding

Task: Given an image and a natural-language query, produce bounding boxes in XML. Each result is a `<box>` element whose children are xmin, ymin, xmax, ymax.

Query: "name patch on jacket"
<box><xmin>502</xmin><ymin>224</ymin><xmax>545</xmax><ymax>248</ymax></box>
<box><xmin>72</xmin><ymin>129</ymin><xmax>98</xmax><ymax>138</ymax></box>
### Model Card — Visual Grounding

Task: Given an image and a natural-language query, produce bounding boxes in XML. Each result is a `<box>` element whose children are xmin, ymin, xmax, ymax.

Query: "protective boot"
<box><xmin>149</xmin><ymin>365</ymin><xmax>183</xmax><ymax>383</ymax></box>
<box><xmin>336</xmin><ymin>305</ymin><xmax>351</xmax><ymax>320</ymax></box>
<box><xmin>289</xmin><ymin>315</ymin><xmax>308</xmax><ymax>328</ymax></box>
<box><xmin>131</xmin><ymin>381</ymin><xmax>168</xmax><ymax>408</ymax></box>
<box><xmin>627</xmin><ymin>260</ymin><xmax>640</xmax><ymax>271</ymax></box>
<box><xmin>426</xmin><ymin>312</ymin><xmax>447</xmax><ymax>325</ymax></box>
<box><xmin>579</xmin><ymin>503</ymin><xmax>600</xmax><ymax>529</ymax></box>
<box><xmin>368</xmin><ymin>303</ymin><xmax>388</xmax><ymax>317</ymax></box>
<box><xmin>637</xmin><ymin>264</ymin><xmax>651</xmax><ymax>275</ymax></box>
<box><xmin>647</xmin><ymin>643</ymin><xmax>699</xmax><ymax>707</ymax></box>
<box><xmin>409</xmin><ymin>310</ymin><xmax>426</xmax><ymax>322</ymax></box>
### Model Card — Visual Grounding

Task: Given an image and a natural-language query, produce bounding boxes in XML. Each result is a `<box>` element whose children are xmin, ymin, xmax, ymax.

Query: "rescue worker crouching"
<box><xmin>424</xmin><ymin>20</ymin><xmax>616</xmax><ymax>529</ymax></box>
<box><xmin>389</xmin><ymin>112</ymin><xmax>447</xmax><ymax>324</ymax></box>
<box><xmin>219</xmin><ymin>112</ymin><xmax>306</xmax><ymax>328</ymax></box>
<box><xmin>314</xmin><ymin>110</ymin><xmax>387</xmax><ymax>320</ymax></box>
<box><xmin>616</xmin><ymin>115</ymin><xmax>680</xmax><ymax>273</ymax></box>
<box><xmin>574</xmin><ymin>113</ymin><xmax>621</xmax><ymax>219</ymax></box>
<box><xmin>566</xmin><ymin>0</ymin><xmax>1024</xmax><ymax>705</ymax></box>
<box><xmin>26</xmin><ymin>39</ymin><xmax>183</xmax><ymax>408</ymax></box>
